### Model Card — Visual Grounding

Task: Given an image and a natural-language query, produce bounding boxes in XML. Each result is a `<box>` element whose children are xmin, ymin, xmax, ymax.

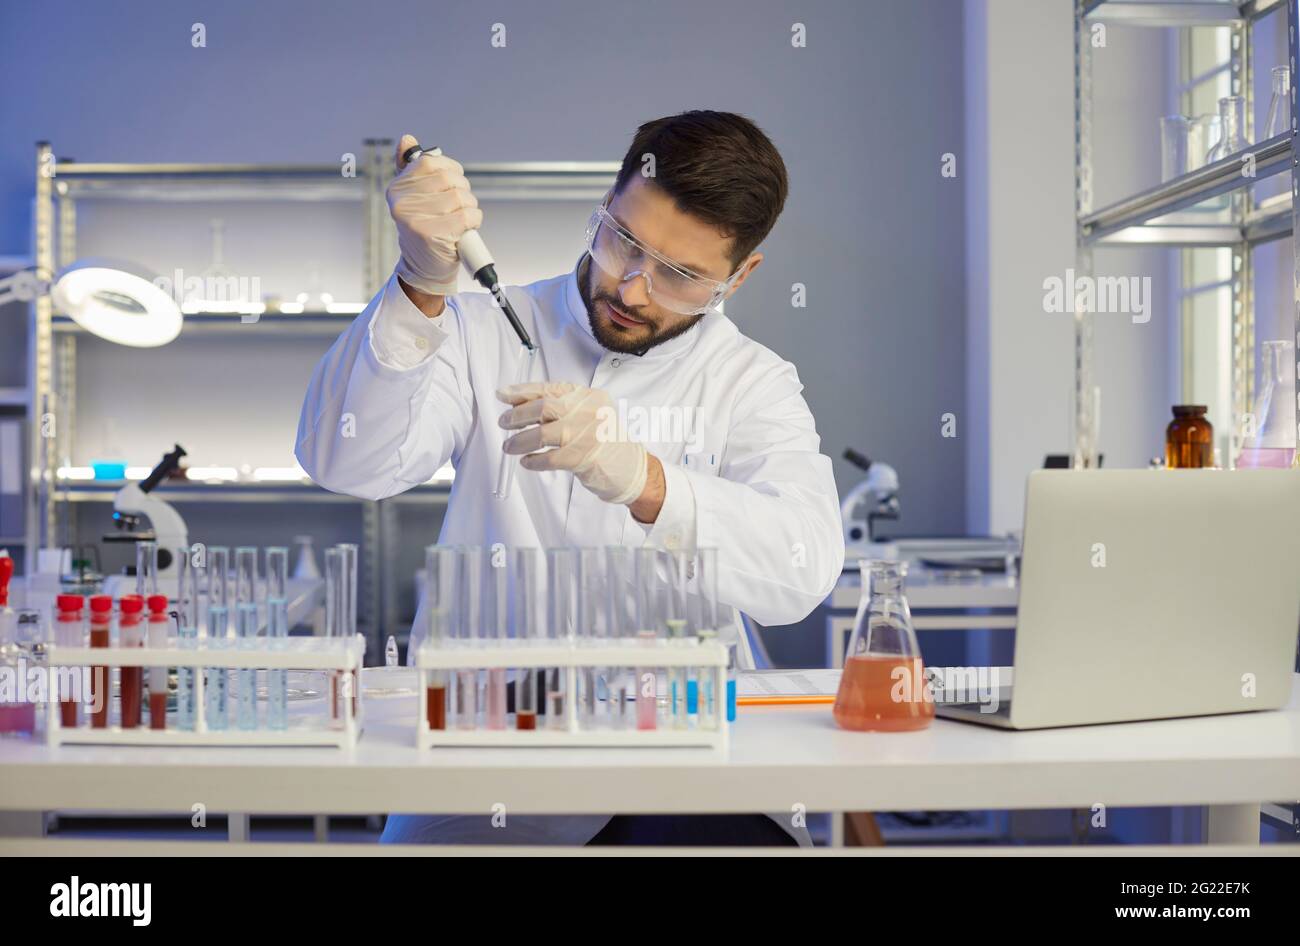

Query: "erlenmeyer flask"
<box><xmin>1265</xmin><ymin>66</ymin><xmax>1291</xmax><ymax>138</ymax></box>
<box><xmin>1238</xmin><ymin>340</ymin><xmax>1297</xmax><ymax>468</ymax></box>
<box><xmin>833</xmin><ymin>561</ymin><xmax>933</xmax><ymax>732</ymax></box>
<box><xmin>1206</xmin><ymin>96</ymin><xmax>1247</xmax><ymax>163</ymax></box>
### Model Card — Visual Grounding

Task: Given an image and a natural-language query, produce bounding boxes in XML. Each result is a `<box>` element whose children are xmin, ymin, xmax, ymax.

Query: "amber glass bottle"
<box><xmin>1165</xmin><ymin>405</ymin><xmax>1213</xmax><ymax>468</ymax></box>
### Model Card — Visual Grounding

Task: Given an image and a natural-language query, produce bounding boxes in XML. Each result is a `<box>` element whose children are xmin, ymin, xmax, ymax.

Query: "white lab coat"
<box><xmin>296</xmin><ymin>259</ymin><xmax>844</xmax><ymax>847</ymax></box>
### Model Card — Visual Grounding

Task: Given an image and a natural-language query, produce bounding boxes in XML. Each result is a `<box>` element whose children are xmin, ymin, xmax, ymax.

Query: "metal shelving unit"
<box><xmin>25</xmin><ymin>140</ymin><xmax>618</xmax><ymax>654</ymax></box>
<box><xmin>1077</xmin><ymin>0</ymin><xmax>1300</xmax><ymax>841</ymax></box>
<box><xmin>1074</xmin><ymin>0</ymin><xmax>1299</xmax><ymax>469</ymax></box>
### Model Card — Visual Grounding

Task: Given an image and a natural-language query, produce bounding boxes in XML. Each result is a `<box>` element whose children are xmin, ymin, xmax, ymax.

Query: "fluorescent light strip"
<box><xmin>186</xmin><ymin>467</ymin><xmax>238</xmax><ymax>482</ymax></box>
<box><xmin>252</xmin><ymin>466</ymin><xmax>308</xmax><ymax>482</ymax></box>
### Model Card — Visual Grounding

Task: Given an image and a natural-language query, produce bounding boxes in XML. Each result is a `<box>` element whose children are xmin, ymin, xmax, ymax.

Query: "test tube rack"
<box><xmin>414</xmin><ymin>639</ymin><xmax>729</xmax><ymax>748</ymax></box>
<box><xmin>44</xmin><ymin>635</ymin><xmax>367</xmax><ymax>748</ymax></box>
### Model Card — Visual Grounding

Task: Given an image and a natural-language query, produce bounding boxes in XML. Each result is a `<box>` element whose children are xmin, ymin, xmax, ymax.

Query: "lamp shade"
<box><xmin>51</xmin><ymin>260</ymin><xmax>182</xmax><ymax>348</ymax></box>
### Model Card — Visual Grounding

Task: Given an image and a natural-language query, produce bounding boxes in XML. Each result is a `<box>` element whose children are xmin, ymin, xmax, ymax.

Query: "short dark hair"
<box><xmin>614</xmin><ymin>110</ymin><xmax>788</xmax><ymax>269</ymax></box>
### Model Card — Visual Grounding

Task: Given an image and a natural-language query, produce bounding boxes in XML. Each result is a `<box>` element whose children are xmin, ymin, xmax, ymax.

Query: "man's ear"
<box><xmin>723</xmin><ymin>253</ymin><xmax>763</xmax><ymax>299</ymax></box>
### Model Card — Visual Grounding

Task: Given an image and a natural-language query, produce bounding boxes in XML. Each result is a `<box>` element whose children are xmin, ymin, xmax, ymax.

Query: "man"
<box><xmin>296</xmin><ymin>110</ymin><xmax>843</xmax><ymax>846</ymax></box>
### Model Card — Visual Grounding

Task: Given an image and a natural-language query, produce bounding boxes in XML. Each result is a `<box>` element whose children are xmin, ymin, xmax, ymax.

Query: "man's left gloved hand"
<box><xmin>497</xmin><ymin>381</ymin><xmax>648</xmax><ymax>505</ymax></box>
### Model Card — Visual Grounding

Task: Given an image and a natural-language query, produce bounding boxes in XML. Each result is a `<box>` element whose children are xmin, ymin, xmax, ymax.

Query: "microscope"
<box><xmin>840</xmin><ymin>448</ymin><xmax>900</xmax><ymax>549</ymax></box>
<box><xmin>102</xmin><ymin>444</ymin><xmax>189</xmax><ymax>597</ymax></box>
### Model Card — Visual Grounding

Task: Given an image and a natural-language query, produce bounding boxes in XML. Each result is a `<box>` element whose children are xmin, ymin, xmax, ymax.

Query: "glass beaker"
<box><xmin>833</xmin><ymin>561</ymin><xmax>933</xmax><ymax>732</ymax></box>
<box><xmin>1238</xmin><ymin>339</ymin><xmax>1297</xmax><ymax>468</ymax></box>
<box><xmin>1160</xmin><ymin>115</ymin><xmax>1190</xmax><ymax>181</ymax></box>
<box><xmin>1265</xmin><ymin>66</ymin><xmax>1291</xmax><ymax>139</ymax></box>
<box><xmin>1206</xmin><ymin>96</ymin><xmax>1247</xmax><ymax>163</ymax></box>
<box><xmin>1186</xmin><ymin>114</ymin><xmax>1220</xmax><ymax>172</ymax></box>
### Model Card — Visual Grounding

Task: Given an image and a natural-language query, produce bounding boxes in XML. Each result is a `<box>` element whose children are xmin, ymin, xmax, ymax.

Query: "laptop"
<box><xmin>934</xmin><ymin>469</ymin><xmax>1300</xmax><ymax>729</ymax></box>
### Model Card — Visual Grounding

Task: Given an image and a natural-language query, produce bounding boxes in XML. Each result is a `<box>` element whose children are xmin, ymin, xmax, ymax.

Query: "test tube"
<box><xmin>633</xmin><ymin>548</ymin><xmax>664</xmax><ymax>731</ymax></box>
<box><xmin>514</xmin><ymin>547</ymin><xmax>542</xmax><ymax>730</ymax></box>
<box><xmin>546</xmin><ymin>547</ymin><xmax>575</xmax><ymax>729</ymax></box>
<box><xmin>118</xmin><ymin>594</ymin><xmax>145</xmax><ymax>729</ymax></box>
<box><xmin>88</xmin><ymin>595</ymin><xmax>112</xmax><ymax>729</ymax></box>
<box><xmin>484</xmin><ymin>548</ymin><xmax>509</xmax><ymax>730</ymax></box>
<box><xmin>135</xmin><ymin>541</ymin><xmax>158</xmax><ymax>598</ymax></box>
<box><xmin>208</xmin><ymin>547</ymin><xmax>231</xmax><ymax>728</ymax></box>
<box><xmin>236</xmin><ymin>603</ymin><xmax>258</xmax><ymax>730</ymax></box>
<box><xmin>456</xmin><ymin>546</ymin><xmax>483</xmax><ymax>729</ymax></box>
<box><xmin>337</xmin><ymin>543</ymin><xmax>359</xmax><ymax>717</ymax></box>
<box><xmin>665</xmin><ymin>550</ymin><xmax>690</xmax><ymax>729</ymax></box>
<box><xmin>176</xmin><ymin>548</ymin><xmax>202</xmax><ymax>730</ymax></box>
<box><xmin>234</xmin><ymin>546</ymin><xmax>258</xmax><ymax>606</ymax></box>
<box><xmin>265</xmin><ymin>547</ymin><xmax>289</xmax><ymax>731</ymax></box>
<box><xmin>205</xmin><ymin>605</ymin><xmax>229</xmax><ymax>730</ymax></box>
<box><xmin>146</xmin><ymin>594</ymin><xmax>170</xmax><ymax>730</ymax></box>
<box><xmin>54</xmin><ymin>595</ymin><xmax>85</xmax><ymax>728</ymax></box>
<box><xmin>694</xmin><ymin>548</ymin><xmax>721</xmax><ymax>731</ymax></box>
<box><xmin>267</xmin><ymin>599</ymin><xmax>289</xmax><ymax>730</ymax></box>
<box><xmin>494</xmin><ymin>345</ymin><xmax>538</xmax><ymax>502</ymax></box>
<box><xmin>604</xmin><ymin>546</ymin><xmax>633</xmax><ymax>727</ymax></box>
<box><xmin>422</xmin><ymin>545</ymin><xmax>457</xmax><ymax>730</ymax></box>
<box><xmin>325</xmin><ymin>547</ymin><xmax>344</xmax><ymax>724</ymax></box>
<box><xmin>575</xmin><ymin>548</ymin><xmax>605</xmax><ymax>728</ymax></box>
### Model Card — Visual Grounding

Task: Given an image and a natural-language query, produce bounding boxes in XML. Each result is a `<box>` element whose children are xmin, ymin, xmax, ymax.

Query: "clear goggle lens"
<box><xmin>586</xmin><ymin>207</ymin><xmax>734</xmax><ymax>315</ymax></box>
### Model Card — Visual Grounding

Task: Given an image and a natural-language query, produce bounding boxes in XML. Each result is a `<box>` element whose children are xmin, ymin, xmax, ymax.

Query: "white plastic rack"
<box><xmin>414</xmin><ymin>640</ymin><xmax>729</xmax><ymax>749</ymax></box>
<box><xmin>45</xmin><ymin>635</ymin><xmax>366</xmax><ymax>747</ymax></box>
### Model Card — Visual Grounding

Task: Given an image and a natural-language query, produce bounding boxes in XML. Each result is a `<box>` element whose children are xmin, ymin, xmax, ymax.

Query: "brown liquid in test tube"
<box><xmin>426</xmin><ymin>685</ymin><xmax>446</xmax><ymax>730</ymax></box>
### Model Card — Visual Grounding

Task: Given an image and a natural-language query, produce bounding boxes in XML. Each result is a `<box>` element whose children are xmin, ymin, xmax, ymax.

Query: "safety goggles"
<box><xmin>584</xmin><ymin>203</ymin><xmax>748</xmax><ymax>315</ymax></box>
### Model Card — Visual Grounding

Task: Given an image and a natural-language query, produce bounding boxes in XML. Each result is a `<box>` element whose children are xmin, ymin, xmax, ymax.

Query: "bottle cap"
<box><xmin>89</xmin><ymin>594</ymin><xmax>112</xmax><ymax>613</ymax></box>
<box><xmin>147</xmin><ymin>594</ymin><xmax>169</xmax><ymax>613</ymax></box>
<box><xmin>57</xmin><ymin>594</ymin><xmax>85</xmax><ymax>611</ymax></box>
<box><xmin>119</xmin><ymin>594</ymin><xmax>145</xmax><ymax>614</ymax></box>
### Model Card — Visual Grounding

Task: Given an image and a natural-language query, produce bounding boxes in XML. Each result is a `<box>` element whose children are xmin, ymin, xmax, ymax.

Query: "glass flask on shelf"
<box><xmin>1237</xmin><ymin>340</ymin><xmax>1297</xmax><ymax>469</ymax></box>
<box><xmin>833</xmin><ymin>560</ymin><xmax>933</xmax><ymax>732</ymax></box>
<box><xmin>1205</xmin><ymin>96</ymin><xmax>1247</xmax><ymax>164</ymax></box>
<box><xmin>1165</xmin><ymin>405</ymin><xmax>1214</xmax><ymax>469</ymax></box>
<box><xmin>1265</xmin><ymin>66</ymin><xmax>1291</xmax><ymax>139</ymax></box>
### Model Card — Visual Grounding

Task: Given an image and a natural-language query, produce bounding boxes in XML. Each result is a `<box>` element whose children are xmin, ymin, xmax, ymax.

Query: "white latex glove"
<box><xmin>386</xmin><ymin>135</ymin><xmax>483</xmax><ymax>296</ymax></box>
<box><xmin>497</xmin><ymin>382</ymin><xmax>649</xmax><ymax>505</ymax></box>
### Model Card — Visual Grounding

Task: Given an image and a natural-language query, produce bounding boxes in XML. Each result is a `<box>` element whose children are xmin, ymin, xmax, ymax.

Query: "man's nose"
<box><xmin>618</xmin><ymin>271</ymin><xmax>652</xmax><ymax>308</ymax></box>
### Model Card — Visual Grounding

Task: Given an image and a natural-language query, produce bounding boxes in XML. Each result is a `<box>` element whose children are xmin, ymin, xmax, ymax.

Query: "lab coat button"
<box><xmin>610</xmin><ymin>357</ymin><xmax>621</xmax><ymax>367</ymax></box>
<box><xmin>414</xmin><ymin>337</ymin><xmax>429</xmax><ymax>351</ymax></box>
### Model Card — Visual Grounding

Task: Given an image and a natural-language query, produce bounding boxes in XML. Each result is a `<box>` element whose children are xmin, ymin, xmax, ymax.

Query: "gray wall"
<box><xmin>0</xmin><ymin>0</ymin><xmax>968</xmax><ymax>541</ymax></box>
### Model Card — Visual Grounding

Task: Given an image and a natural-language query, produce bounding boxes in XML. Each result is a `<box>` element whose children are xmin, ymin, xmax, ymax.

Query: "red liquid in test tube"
<box><xmin>88</xmin><ymin>595</ymin><xmax>112</xmax><ymax>728</ymax></box>
<box><xmin>118</xmin><ymin>595</ymin><xmax>145</xmax><ymax>729</ymax></box>
<box><xmin>55</xmin><ymin>595</ymin><xmax>85</xmax><ymax>728</ymax></box>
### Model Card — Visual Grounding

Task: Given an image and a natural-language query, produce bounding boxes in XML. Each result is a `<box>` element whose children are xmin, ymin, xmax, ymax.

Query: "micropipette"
<box><xmin>400</xmin><ymin>140</ymin><xmax>535</xmax><ymax>352</ymax></box>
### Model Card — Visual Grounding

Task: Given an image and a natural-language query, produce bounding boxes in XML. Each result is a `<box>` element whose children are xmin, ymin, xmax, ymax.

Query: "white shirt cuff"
<box><xmin>638</xmin><ymin>461</ymin><xmax>697</xmax><ymax>551</ymax></box>
<box><xmin>367</xmin><ymin>271</ymin><xmax>449</xmax><ymax>371</ymax></box>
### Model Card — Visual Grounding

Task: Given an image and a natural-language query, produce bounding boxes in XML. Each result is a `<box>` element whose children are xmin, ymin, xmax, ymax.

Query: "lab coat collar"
<box><xmin>563</xmin><ymin>257</ymin><xmax>703</xmax><ymax>363</ymax></box>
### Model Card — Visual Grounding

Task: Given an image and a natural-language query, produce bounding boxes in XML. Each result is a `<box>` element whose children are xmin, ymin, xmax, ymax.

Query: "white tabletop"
<box><xmin>2</xmin><ymin>674</ymin><xmax>1297</xmax><ymax>817</ymax></box>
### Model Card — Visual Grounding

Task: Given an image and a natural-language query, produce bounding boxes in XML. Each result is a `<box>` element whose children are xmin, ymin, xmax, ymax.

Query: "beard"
<box><xmin>577</xmin><ymin>255</ymin><xmax>704</xmax><ymax>356</ymax></box>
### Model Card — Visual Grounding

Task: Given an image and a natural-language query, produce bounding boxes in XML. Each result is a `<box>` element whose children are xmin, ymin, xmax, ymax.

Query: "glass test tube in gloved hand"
<box><xmin>495</xmin><ymin>345</ymin><xmax>538</xmax><ymax>501</ymax></box>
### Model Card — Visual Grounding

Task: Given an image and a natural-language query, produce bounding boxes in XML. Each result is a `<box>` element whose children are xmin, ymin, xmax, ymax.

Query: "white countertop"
<box><xmin>3</xmin><ymin>674</ymin><xmax>1297</xmax><ymax>817</ymax></box>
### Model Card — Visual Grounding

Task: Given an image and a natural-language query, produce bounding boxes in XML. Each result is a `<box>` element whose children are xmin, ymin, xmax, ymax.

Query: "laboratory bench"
<box><xmin>2</xmin><ymin>672</ymin><xmax>1298</xmax><ymax>853</ymax></box>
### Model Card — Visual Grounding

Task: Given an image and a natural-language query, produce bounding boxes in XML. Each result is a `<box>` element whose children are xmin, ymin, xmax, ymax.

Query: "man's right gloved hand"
<box><xmin>387</xmin><ymin>134</ymin><xmax>483</xmax><ymax>297</ymax></box>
